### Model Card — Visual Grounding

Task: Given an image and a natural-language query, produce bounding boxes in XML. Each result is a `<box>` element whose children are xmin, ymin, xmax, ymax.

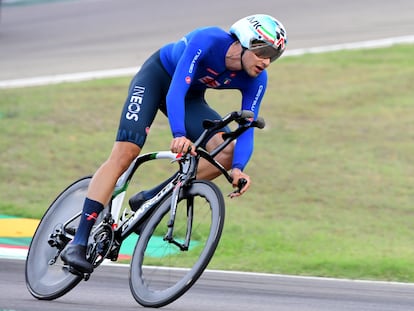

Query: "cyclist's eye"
<box><xmin>253</xmin><ymin>50</ymin><xmax>270</xmax><ymax>59</ymax></box>
<box><xmin>250</xmin><ymin>46</ymin><xmax>281</xmax><ymax>62</ymax></box>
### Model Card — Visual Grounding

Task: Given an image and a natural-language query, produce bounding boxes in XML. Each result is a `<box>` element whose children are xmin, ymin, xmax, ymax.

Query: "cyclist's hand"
<box><xmin>170</xmin><ymin>136</ymin><xmax>196</xmax><ymax>156</ymax></box>
<box><xmin>229</xmin><ymin>168</ymin><xmax>250</xmax><ymax>198</ymax></box>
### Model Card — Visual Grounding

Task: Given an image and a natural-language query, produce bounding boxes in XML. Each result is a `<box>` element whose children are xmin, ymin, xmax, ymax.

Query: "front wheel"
<box><xmin>129</xmin><ymin>180</ymin><xmax>225</xmax><ymax>307</ymax></box>
<box><xmin>25</xmin><ymin>177</ymin><xmax>91</xmax><ymax>300</ymax></box>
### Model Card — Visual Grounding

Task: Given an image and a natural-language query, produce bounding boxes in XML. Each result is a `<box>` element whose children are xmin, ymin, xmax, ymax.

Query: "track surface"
<box><xmin>2</xmin><ymin>258</ymin><xmax>414</xmax><ymax>311</ymax></box>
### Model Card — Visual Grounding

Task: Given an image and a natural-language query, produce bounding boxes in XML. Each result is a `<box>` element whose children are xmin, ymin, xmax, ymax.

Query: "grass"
<box><xmin>1</xmin><ymin>44</ymin><xmax>414</xmax><ymax>281</ymax></box>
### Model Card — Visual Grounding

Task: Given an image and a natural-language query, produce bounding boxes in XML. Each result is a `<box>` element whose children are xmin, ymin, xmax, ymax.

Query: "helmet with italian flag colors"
<box><xmin>229</xmin><ymin>14</ymin><xmax>287</xmax><ymax>62</ymax></box>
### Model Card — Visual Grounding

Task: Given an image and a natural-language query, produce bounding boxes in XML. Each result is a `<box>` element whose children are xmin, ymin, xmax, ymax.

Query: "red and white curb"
<box><xmin>0</xmin><ymin>244</ymin><xmax>28</xmax><ymax>260</ymax></box>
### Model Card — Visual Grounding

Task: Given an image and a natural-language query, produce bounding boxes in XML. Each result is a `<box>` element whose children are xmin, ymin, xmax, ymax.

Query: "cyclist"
<box><xmin>61</xmin><ymin>14</ymin><xmax>288</xmax><ymax>273</ymax></box>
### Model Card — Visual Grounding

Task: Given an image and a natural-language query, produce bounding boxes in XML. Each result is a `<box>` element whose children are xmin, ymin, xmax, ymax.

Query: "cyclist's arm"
<box><xmin>232</xmin><ymin>72</ymin><xmax>267</xmax><ymax>171</ymax></box>
<box><xmin>165</xmin><ymin>40</ymin><xmax>205</xmax><ymax>139</ymax></box>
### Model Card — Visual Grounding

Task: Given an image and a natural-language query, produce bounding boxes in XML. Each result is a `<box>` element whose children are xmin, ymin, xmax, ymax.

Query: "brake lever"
<box><xmin>228</xmin><ymin>178</ymin><xmax>247</xmax><ymax>197</ymax></box>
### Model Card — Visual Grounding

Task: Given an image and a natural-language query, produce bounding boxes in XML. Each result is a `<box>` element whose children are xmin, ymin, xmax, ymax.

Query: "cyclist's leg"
<box><xmin>61</xmin><ymin>142</ymin><xmax>141</xmax><ymax>273</ymax></box>
<box><xmin>87</xmin><ymin>142</ymin><xmax>141</xmax><ymax>205</ymax></box>
<box><xmin>183</xmin><ymin>93</ymin><xmax>233</xmax><ymax>180</ymax></box>
<box><xmin>61</xmin><ymin>50</ymin><xmax>170</xmax><ymax>273</ymax></box>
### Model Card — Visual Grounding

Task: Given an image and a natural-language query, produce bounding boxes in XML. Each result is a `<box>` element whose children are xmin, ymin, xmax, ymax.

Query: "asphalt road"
<box><xmin>0</xmin><ymin>0</ymin><xmax>413</xmax><ymax>80</ymax></box>
<box><xmin>2</xmin><ymin>258</ymin><xmax>414</xmax><ymax>311</ymax></box>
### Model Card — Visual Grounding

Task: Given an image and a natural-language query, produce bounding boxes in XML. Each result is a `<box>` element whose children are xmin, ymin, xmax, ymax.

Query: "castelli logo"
<box><xmin>185</xmin><ymin>76</ymin><xmax>191</xmax><ymax>84</ymax></box>
<box><xmin>189</xmin><ymin>49</ymin><xmax>202</xmax><ymax>73</ymax></box>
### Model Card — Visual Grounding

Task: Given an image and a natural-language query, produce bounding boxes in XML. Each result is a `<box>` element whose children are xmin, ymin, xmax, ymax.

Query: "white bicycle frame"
<box><xmin>109</xmin><ymin>151</ymin><xmax>183</xmax><ymax>236</ymax></box>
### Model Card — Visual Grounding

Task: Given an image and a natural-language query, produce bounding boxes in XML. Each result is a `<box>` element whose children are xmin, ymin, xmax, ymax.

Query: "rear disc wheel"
<box><xmin>25</xmin><ymin>177</ymin><xmax>91</xmax><ymax>300</ymax></box>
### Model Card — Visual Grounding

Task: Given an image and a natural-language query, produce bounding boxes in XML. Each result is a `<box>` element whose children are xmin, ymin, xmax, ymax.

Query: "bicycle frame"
<box><xmin>111</xmin><ymin>151</ymin><xmax>181</xmax><ymax>239</ymax></box>
<box><xmin>96</xmin><ymin>110</ymin><xmax>263</xmax><ymax>251</ymax></box>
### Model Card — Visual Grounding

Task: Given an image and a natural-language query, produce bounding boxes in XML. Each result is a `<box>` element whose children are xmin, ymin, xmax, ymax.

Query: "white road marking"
<box><xmin>1</xmin><ymin>35</ymin><xmax>413</xmax><ymax>89</ymax></box>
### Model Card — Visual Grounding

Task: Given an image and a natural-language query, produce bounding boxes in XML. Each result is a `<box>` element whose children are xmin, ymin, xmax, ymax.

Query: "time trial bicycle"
<box><xmin>25</xmin><ymin>110</ymin><xmax>265</xmax><ymax>308</ymax></box>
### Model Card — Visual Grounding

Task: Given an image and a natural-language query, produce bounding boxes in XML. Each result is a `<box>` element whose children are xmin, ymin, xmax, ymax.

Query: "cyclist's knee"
<box><xmin>218</xmin><ymin>144</ymin><xmax>233</xmax><ymax>170</ymax></box>
<box><xmin>206</xmin><ymin>133</ymin><xmax>234</xmax><ymax>170</ymax></box>
<box><xmin>108</xmin><ymin>141</ymin><xmax>141</xmax><ymax>172</ymax></box>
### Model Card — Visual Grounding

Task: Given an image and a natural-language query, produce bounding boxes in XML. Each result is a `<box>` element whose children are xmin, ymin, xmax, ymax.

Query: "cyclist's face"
<box><xmin>242</xmin><ymin>50</ymin><xmax>271</xmax><ymax>77</ymax></box>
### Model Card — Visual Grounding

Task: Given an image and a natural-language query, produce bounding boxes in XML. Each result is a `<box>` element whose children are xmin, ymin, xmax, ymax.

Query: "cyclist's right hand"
<box><xmin>229</xmin><ymin>168</ymin><xmax>251</xmax><ymax>198</ymax></box>
<box><xmin>170</xmin><ymin>136</ymin><xmax>197</xmax><ymax>156</ymax></box>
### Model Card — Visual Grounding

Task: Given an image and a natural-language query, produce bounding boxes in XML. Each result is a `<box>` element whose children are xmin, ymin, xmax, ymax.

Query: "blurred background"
<box><xmin>1</xmin><ymin>0</ymin><xmax>413</xmax><ymax>80</ymax></box>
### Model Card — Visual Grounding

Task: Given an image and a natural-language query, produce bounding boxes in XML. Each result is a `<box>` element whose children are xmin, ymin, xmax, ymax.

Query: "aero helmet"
<box><xmin>230</xmin><ymin>14</ymin><xmax>287</xmax><ymax>62</ymax></box>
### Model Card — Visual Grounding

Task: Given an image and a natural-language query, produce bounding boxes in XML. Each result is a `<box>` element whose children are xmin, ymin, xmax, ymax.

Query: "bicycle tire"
<box><xmin>25</xmin><ymin>176</ymin><xmax>92</xmax><ymax>300</ymax></box>
<box><xmin>129</xmin><ymin>180</ymin><xmax>225</xmax><ymax>307</ymax></box>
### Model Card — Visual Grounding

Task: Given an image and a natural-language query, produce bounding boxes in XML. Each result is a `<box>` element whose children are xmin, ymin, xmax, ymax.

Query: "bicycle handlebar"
<box><xmin>194</xmin><ymin>110</ymin><xmax>265</xmax><ymax>149</ymax></box>
<box><xmin>251</xmin><ymin>117</ymin><xmax>266</xmax><ymax>129</ymax></box>
<box><xmin>201</xmin><ymin>110</ymin><xmax>254</xmax><ymax>132</ymax></box>
<box><xmin>177</xmin><ymin>110</ymin><xmax>266</xmax><ymax>189</ymax></box>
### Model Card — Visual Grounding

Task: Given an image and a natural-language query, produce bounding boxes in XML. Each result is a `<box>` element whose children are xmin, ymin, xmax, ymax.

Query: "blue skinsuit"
<box><xmin>117</xmin><ymin>26</ymin><xmax>267</xmax><ymax>171</ymax></box>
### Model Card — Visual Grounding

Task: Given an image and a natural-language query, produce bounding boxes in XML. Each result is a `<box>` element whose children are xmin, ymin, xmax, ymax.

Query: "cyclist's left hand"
<box><xmin>229</xmin><ymin>168</ymin><xmax>251</xmax><ymax>198</ymax></box>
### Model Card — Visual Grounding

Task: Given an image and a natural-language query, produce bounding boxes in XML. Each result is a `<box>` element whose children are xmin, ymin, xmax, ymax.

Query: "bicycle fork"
<box><xmin>164</xmin><ymin>183</ymin><xmax>194</xmax><ymax>251</ymax></box>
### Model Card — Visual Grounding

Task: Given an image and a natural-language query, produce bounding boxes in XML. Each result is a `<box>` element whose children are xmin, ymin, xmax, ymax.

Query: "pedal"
<box><xmin>65</xmin><ymin>226</ymin><xmax>77</xmax><ymax>235</ymax></box>
<box><xmin>106</xmin><ymin>243</ymin><xmax>121</xmax><ymax>261</ymax></box>
<box><xmin>64</xmin><ymin>265</ymin><xmax>91</xmax><ymax>281</ymax></box>
<box><xmin>83</xmin><ymin>273</ymin><xmax>90</xmax><ymax>281</ymax></box>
